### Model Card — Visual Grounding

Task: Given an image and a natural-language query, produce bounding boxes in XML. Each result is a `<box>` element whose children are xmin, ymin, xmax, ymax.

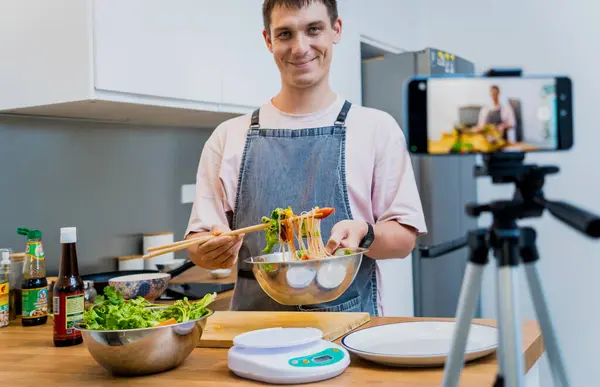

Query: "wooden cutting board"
<box><xmin>197</xmin><ymin>311</ymin><xmax>370</xmax><ymax>348</ymax></box>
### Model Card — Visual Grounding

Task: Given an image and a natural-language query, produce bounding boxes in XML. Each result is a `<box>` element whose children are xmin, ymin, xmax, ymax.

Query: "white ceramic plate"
<box><xmin>341</xmin><ymin>321</ymin><xmax>497</xmax><ymax>367</ymax></box>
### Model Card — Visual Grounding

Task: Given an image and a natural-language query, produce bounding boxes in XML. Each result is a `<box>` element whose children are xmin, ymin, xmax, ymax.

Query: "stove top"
<box><xmin>157</xmin><ymin>282</ymin><xmax>235</xmax><ymax>300</ymax></box>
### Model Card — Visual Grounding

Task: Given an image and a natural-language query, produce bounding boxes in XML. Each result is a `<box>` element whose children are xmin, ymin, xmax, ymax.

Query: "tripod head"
<box><xmin>420</xmin><ymin>152</ymin><xmax>600</xmax><ymax>258</ymax></box>
<box><xmin>473</xmin><ymin>152</ymin><xmax>600</xmax><ymax>233</ymax></box>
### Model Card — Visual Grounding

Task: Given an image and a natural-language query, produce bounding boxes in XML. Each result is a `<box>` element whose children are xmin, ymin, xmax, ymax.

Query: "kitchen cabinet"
<box><xmin>220</xmin><ymin>1</ymin><xmax>281</xmax><ymax>109</ymax></box>
<box><xmin>0</xmin><ymin>0</ymin><xmax>245</xmax><ymax>128</ymax></box>
<box><xmin>0</xmin><ymin>0</ymin><xmax>361</xmax><ymax>128</ymax></box>
<box><xmin>92</xmin><ymin>0</ymin><xmax>224</xmax><ymax>107</ymax></box>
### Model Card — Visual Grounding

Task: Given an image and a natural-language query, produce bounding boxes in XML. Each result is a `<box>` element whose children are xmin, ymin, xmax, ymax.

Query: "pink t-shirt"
<box><xmin>186</xmin><ymin>95</ymin><xmax>427</xmax><ymax>314</ymax></box>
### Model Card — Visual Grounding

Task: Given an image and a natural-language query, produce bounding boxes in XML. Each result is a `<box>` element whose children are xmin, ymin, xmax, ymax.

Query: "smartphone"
<box><xmin>404</xmin><ymin>74</ymin><xmax>573</xmax><ymax>155</ymax></box>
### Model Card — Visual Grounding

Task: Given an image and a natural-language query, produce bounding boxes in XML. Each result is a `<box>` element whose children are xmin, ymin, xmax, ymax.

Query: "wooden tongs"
<box><xmin>142</xmin><ymin>207</ymin><xmax>334</xmax><ymax>260</ymax></box>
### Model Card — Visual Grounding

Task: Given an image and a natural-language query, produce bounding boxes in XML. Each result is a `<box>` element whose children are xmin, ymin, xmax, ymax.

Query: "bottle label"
<box><xmin>53</xmin><ymin>291</ymin><xmax>84</xmax><ymax>340</ymax></box>
<box><xmin>26</xmin><ymin>241</ymin><xmax>45</xmax><ymax>260</ymax></box>
<box><xmin>0</xmin><ymin>282</ymin><xmax>8</xmax><ymax>312</ymax></box>
<box><xmin>22</xmin><ymin>287</ymin><xmax>48</xmax><ymax>319</ymax></box>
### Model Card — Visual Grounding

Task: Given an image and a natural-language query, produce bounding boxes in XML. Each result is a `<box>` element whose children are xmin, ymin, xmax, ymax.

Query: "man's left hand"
<box><xmin>325</xmin><ymin>220</ymin><xmax>368</xmax><ymax>254</ymax></box>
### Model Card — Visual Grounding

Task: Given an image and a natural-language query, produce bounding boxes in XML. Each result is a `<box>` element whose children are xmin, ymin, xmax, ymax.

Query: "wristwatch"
<box><xmin>359</xmin><ymin>222</ymin><xmax>375</xmax><ymax>249</ymax></box>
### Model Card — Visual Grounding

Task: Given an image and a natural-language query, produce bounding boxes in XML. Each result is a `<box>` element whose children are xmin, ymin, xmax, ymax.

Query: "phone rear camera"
<box><xmin>560</xmin><ymin>109</ymin><xmax>568</xmax><ymax>117</ymax></box>
<box><xmin>560</xmin><ymin>94</ymin><xmax>567</xmax><ymax>101</ymax></box>
<box><xmin>418</xmin><ymin>82</ymin><xmax>426</xmax><ymax>91</ymax></box>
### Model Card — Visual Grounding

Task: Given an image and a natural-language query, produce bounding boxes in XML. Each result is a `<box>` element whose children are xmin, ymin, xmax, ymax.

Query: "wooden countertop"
<box><xmin>0</xmin><ymin>316</ymin><xmax>544</xmax><ymax>386</ymax></box>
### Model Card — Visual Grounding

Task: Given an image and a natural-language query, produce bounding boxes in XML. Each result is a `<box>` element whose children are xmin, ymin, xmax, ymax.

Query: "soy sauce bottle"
<box><xmin>17</xmin><ymin>228</ymin><xmax>48</xmax><ymax>326</ymax></box>
<box><xmin>53</xmin><ymin>227</ymin><xmax>84</xmax><ymax>347</ymax></box>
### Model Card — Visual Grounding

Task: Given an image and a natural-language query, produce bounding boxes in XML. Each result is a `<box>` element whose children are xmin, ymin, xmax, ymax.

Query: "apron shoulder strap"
<box><xmin>335</xmin><ymin>100</ymin><xmax>352</xmax><ymax>126</ymax></box>
<box><xmin>250</xmin><ymin>101</ymin><xmax>350</xmax><ymax>128</ymax></box>
<box><xmin>249</xmin><ymin>108</ymin><xmax>260</xmax><ymax>129</ymax></box>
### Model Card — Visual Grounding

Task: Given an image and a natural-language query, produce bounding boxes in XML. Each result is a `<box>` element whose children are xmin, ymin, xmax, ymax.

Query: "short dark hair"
<box><xmin>262</xmin><ymin>0</ymin><xmax>339</xmax><ymax>34</ymax></box>
<box><xmin>491</xmin><ymin>85</ymin><xmax>500</xmax><ymax>91</ymax></box>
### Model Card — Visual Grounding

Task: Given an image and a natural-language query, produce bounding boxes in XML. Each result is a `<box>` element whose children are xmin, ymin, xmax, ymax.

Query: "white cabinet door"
<box><xmin>0</xmin><ymin>0</ymin><xmax>91</xmax><ymax>110</ymax></box>
<box><xmin>220</xmin><ymin>1</ymin><xmax>280</xmax><ymax>109</ymax></box>
<box><xmin>92</xmin><ymin>0</ymin><xmax>224</xmax><ymax>105</ymax></box>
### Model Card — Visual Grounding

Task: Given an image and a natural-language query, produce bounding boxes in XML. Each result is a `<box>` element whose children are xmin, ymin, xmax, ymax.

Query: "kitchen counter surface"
<box><xmin>0</xmin><ymin>316</ymin><xmax>544</xmax><ymax>387</ymax></box>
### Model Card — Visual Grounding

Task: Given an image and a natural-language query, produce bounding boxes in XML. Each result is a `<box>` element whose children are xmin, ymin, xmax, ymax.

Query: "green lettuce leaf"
<box><xmin>261</xmin><ymin>207</ymin><xmax>292</xmax><ymax>253</ymax></box>
<box><xmin>81</xmin><ymin>286</ymin><xmax>215</xmax><ymax>330</ymax></box>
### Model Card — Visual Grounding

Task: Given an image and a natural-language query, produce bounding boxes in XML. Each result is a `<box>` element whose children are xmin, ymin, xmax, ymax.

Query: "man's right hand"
<box><xmin>187</xmin><ymin>225</ymin><xmax>244</xmax><ymax>270</ymax></box>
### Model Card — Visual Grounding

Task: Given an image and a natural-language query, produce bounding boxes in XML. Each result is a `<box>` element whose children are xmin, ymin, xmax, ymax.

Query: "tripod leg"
<box><xmin>442</xmin><ymin>230</ymin><xmax>488</xmax><ymax>387</ymax></box>
<box><xmin>494</xmin><ymin>230</ymin><xmax>525</xmax><ymax>387</ymax></box>
<box><xmin>496</xmin><ymin>265</ymin><xmax>525</xmax><ymax>387</ymax></box>
<box><xmin>520</xmin><ymin>228</ymin><xmax>570</xmax><ymax>387</ymax></box>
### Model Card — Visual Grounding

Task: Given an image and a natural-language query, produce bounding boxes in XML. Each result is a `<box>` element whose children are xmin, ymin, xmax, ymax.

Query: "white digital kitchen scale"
<box><xmin>228</xmin><ymin>327</ymin><xmax>350</xmax><ymax>385</ymax></box>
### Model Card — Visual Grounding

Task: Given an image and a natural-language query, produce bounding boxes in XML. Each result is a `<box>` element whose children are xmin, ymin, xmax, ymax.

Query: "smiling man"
<box><xmin>185</xmin><ymin>0</ymin><xmax>427</xmax><ymax>315</ymax></box>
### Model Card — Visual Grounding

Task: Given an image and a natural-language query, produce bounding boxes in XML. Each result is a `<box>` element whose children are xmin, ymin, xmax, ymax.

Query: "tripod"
<box><xmin>419</xmin><ymin>153</ymin><xmax>600</xmax><ymax>387</ymax></box>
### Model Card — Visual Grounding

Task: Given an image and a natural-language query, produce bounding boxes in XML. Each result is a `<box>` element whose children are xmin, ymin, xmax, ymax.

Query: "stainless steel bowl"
<box><xmin>244</xmin><ymin>248</ymin><xmax>366</xmax><ymax>305</ymax></box>
<box><xmin>75</xmin><ymin>309</ymin><xmax>213</xmax><ymax>376</ymax></box>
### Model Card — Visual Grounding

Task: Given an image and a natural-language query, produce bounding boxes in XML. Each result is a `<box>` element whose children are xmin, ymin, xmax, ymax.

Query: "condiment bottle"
<box><xmin>0</xmin><ymin>250</ymin><xmax>10</xmax><ymax>328</ymax></box>
<box><xmin>17</xmin><ymin>228</ymin><xmax>48</xmax><ymax>326</ymax></box>
<box><xmin>53</xmin><ymin>227</ymin><xmax>84</xmax><ymax>347</ymax></box>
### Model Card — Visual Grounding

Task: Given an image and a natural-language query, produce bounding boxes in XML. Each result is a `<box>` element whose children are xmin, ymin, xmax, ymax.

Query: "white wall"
<box><xmin>356</xmin><ymin>0</ymin><xmax>421</xmax><ymax>51</ymax></box>
<box><xmin>414</xmin><ymin>0</ymin><xmax>600</xmax><ymax>385</ymax></box>
<box><xmin>334</xmin><ymin>0</ymin><xmax>422</xmax><ymax>105</ymax></box>
<box><xmin>330</xmin><ymin>0</ymin><xmax>362</xmax><ymax>104</ymax></box>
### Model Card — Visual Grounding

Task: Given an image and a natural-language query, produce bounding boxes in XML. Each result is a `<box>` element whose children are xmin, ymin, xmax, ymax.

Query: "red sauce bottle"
<box><xmin>53</xmin><ymin>227</ymin><xmax>84</xmax><ymax>347</ymax></box>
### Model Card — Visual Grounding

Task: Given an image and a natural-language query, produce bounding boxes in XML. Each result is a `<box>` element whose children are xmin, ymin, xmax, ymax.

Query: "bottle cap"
<box><xmin>0</xmin><ymin>250</ymin><xmax>10</xmax><ymax>265</ymax></box>
<box><xmin>17</xmin><ymin>228</ymin><xmax>42</xmax><ymax>239</ymax></box>
<box><xmin>60</xmin><ymin>227</ymin><xmax>77</xmax><ymax>244</ymax></box>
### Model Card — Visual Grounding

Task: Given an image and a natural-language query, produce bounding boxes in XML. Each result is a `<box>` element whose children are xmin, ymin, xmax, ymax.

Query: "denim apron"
<box><xmin>486</xmin><ymin>108</ymin><xmax>506</xmax><ymax>139</ymax></box>
<box><xmin>230</xmin><ymin>100</ymin><xmax>378</xmax><ymax>315</ymax></box>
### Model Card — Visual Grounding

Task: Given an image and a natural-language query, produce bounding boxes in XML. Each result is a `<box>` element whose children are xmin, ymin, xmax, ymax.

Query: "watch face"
<box><xmin>360</xmin><ymin>223</ymin><xmax>374</xmax><ymax>248</ymax></box>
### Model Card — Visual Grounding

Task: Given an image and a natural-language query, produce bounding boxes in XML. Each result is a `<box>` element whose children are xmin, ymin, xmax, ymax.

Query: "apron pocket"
<box><xmin>296</xmin><ymin>295</ymin><xmax>362</xmax><ymax>313</ymax></box>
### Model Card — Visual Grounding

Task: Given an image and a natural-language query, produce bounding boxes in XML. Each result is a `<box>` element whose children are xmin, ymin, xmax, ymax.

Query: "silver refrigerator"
<box><xmin>361</xmin><ymin>47</ymin><xmax>480</xmax><ymax>318</ymax></box>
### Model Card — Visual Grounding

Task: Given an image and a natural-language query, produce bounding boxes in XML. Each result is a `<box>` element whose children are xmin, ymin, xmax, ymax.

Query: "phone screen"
<box><xmin>406</xmin><ymin>76</ymin><xmax>572</xmax><ymax>154</ymax></box>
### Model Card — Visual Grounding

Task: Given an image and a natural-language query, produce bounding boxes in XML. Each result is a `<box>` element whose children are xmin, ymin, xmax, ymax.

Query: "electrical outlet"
<box><xmin>181</xmin><ymin>184</ymin><xmax>196</xmax><ymax>204</ymax></box>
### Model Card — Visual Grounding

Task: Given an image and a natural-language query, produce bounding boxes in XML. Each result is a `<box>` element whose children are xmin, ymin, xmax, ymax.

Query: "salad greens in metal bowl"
<box><xmin>75</xmin><ymin>286</ymin><xmax>215</xmax><ymax>376</ymax></box>
<box><xmin>81</xmin><ymin>286</ymin><xmax>214</xmax><ymax>330</ymax></box>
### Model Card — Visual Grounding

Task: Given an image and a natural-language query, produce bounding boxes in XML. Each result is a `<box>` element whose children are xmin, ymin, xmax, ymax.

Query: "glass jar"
<box><xmin>0</xmin><ymin>249</ymin><xmax>10</xmax><ymax>327</ymax></box>
<box><xmin>83</xmin><ymin>281</ymin><xmax>97</xmax><ymax>309</ymax></box>
<box><xmin>9</xmin><ymin>250</ymin><xmax>24</xmax><ymax>319</ymax></box>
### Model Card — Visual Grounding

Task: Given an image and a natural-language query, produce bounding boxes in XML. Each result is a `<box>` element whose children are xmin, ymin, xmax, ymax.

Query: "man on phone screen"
<box><xmin>476</xmin><ymin>85</ymin><xmax>517</xmax><ymax>141</ymax></box>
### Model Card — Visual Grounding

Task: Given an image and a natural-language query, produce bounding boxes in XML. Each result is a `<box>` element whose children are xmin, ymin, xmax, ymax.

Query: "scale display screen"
<box><xmin>288</xmin><ymin>348</ymin><xmax>343</xmax><ymax>368</ymax></box>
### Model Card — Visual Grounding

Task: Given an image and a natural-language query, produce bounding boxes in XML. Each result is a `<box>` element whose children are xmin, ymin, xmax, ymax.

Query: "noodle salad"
<box><xmin>261</xmin><ymin>206</ymin><xmax>354</xmax><ymax>261</ymax></box>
